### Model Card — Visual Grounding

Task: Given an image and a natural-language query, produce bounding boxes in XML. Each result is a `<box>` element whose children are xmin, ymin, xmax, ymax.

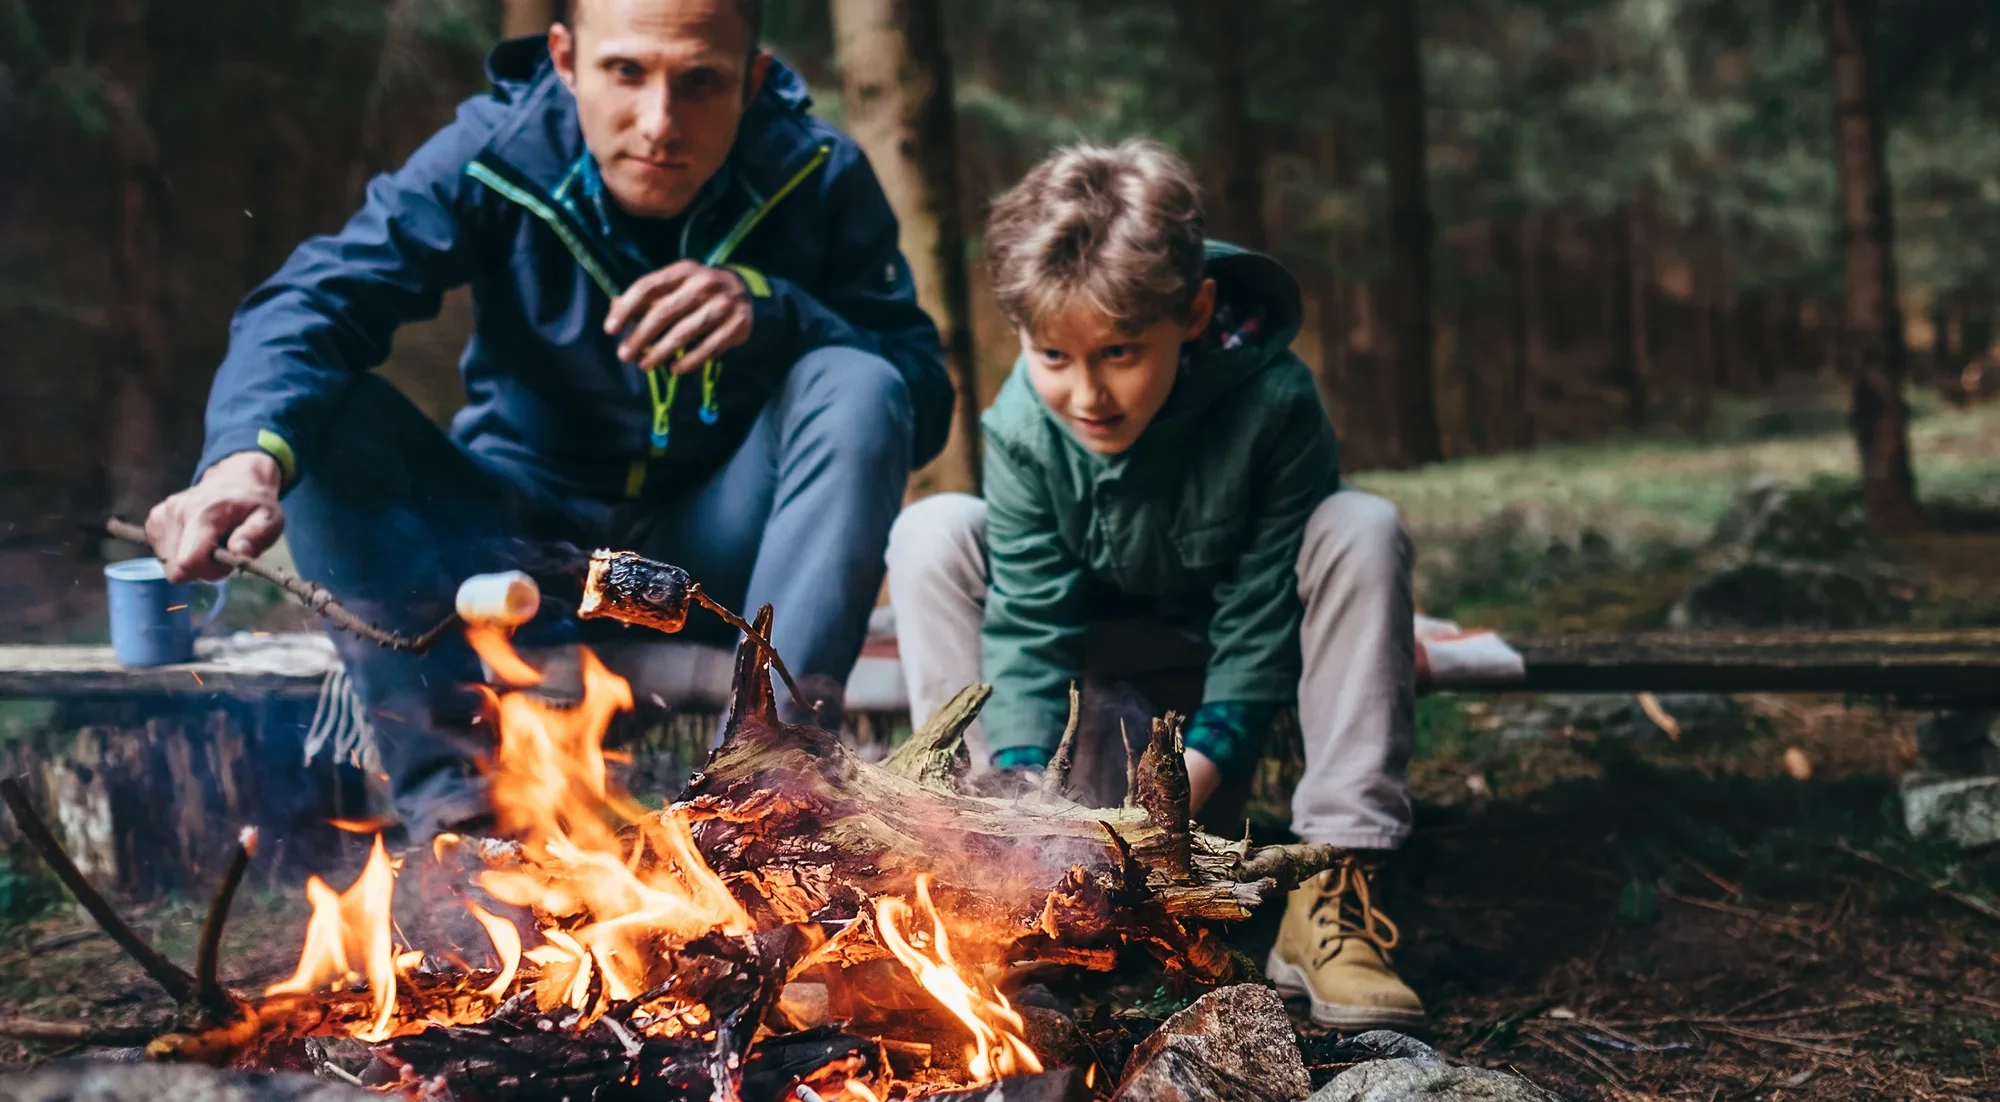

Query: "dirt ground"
<box><xmin>4</xmin><ymin>693</ymin><xmax>1996</xmax><ymax>1100</ymax></box>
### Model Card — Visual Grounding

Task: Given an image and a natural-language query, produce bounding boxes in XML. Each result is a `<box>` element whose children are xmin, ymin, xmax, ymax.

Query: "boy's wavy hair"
<box><xmin>985</xmin><ymin>139</ymin><xmax>1207</xmax><ymax>336</ymax></box>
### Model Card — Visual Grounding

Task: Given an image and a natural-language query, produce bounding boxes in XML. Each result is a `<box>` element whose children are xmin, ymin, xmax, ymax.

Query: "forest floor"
<box><xmin>5</xmin><ymin>378</ymin><xmax>2000</xmax><ymax>1099</ymax></box>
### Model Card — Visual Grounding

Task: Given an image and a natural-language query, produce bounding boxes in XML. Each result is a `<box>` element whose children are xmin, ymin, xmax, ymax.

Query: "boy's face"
<box><xmin>1022</xmin><ymin>279</ymin><xmax>1216</xmax><ymax>455</ymax></box>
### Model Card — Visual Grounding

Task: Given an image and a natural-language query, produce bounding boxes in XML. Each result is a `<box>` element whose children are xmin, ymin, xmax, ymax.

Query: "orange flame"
<box><xmin>465</xmin><ymin>631</ymin><xmax>750</xmax><ymax>1017</ymax></box>
<box><xmin>266</xmin><ymin>833</ymin><xmax>400</xmax><ymax>1041</ymax></box>
<box><xmin>467</xmin><ymin>901</ymin><xmax>522</xmax><ymax>999</ymax></box>
<box><xmin>876</xmin><ymin>875</ymin><xmax>1043</xmax><ymax>1084</ymax></box>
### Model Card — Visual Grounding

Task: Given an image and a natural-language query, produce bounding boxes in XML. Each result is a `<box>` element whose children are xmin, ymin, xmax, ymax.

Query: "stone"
<box><xmin>1309</xmin><ymin>1060</ymin><xmax>1565</xmax><ymax>1102</ymax></box>
<box><xmin>1112</xmin><ymin>984</ymin><xmax>1312</xmax><ymax>1102</ymax></box>
<box><xmin>1671</xmin><ymin>557</ymin><xmax>1913</xmax><ymax>630</ymax></box>
<box><xmin>1902</xmin><ymin>772</ymin><xmax>2000</xmax><ymax>847</ymax></box>
<box><xmin>1017</xmin><ymin>1004</ymin><xmax>1090</xmax><ymax>1071</ymax></box>
<box><xmin>1914</xmin><ymin>710</ymin><xmax>2000</xmax><ymax>776</ymax></box>
<box><xmin>1299</xmin><ymin>1031</ymin><xmax>1564</xmax><ymax>1102</ymax></box>
<box><xmin>1669</xmin><ymin>477</ymin><xmax>1921</xmax><ymax>631</ymax></box>
<box><xmin>0</xmin><ymin>1064</ymin><xmax>375</xmax><ymax>1102</ymax></box>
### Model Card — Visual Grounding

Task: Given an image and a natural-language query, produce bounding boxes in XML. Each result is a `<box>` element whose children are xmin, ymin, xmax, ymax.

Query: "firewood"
<box><xmin>679</xmin><ymin>619</ymin><xmax>1344</xmax><ymax>982</ymax></box>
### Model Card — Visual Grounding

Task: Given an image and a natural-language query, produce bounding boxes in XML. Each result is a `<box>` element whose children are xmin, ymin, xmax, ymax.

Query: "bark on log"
<box><xmin>680</xmin><ymin>621</ymin><xmax>1340</xmax><ymax>982</ymax></box>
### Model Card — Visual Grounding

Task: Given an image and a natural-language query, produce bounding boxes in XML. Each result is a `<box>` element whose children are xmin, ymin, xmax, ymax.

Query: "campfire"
<box><xmin>2</xmin><ymin>551</ymin><xmax>1341</xmax><ymax>1102</ymax></box>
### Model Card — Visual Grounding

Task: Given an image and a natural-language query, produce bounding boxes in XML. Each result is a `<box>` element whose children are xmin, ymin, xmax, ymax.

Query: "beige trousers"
<box><xmin>884</xmin><ymin>490</ymin><xmax>1414</xmax><ymax>850</ymax></box>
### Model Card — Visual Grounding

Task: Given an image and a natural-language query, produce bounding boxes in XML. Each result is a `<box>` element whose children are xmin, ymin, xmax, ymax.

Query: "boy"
<box><xmin>885</xmin><ymin>140</ymin><xmax>1422</xmax><ymax>1029</ymax></box>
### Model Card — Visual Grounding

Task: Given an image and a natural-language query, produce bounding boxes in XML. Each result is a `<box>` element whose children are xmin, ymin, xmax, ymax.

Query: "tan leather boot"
<box><xmin>1266</xmin><ymin>854</ymin><xmax>1426</xmax><ymax>1030</ymax></box>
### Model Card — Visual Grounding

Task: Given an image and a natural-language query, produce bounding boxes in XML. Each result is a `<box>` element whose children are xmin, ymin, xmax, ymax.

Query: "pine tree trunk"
<box><xmin>100</xmin><ymin>0</ymin><xmax>176</xmax><ymax>526</ymax></box>
<box><xmin>1198</xmin><ymin>0</ymin><xmax>1265</xmax><ymax>250</ymax></box>
<box><xmin>1377</xmin><ymin>0</ymin><xmax>1443</xmax><ymax>466</ymax></box>
<box><xmin>503</xmin><ymin>0</ymin><xmax>559</xmax><ymax>38</ymax></box>
<box><xmin>831</xmin><ymin>0</ymin><xmax>981</xmax><ymax>493</ymax></box>
<box><xmin>1494</xmin><ymin>217</ymin><xmax>1539</xmax><ymax>448</ymax></box>
<box><xmin>1609</xmin><ymin>206</ymin><xmax>1652</xmax><ymax>428</ymax></box>
<box><xmin>1827</xmin><ymin>0</ymin><xmax>1923</xmax><ymax>532</ymax></box>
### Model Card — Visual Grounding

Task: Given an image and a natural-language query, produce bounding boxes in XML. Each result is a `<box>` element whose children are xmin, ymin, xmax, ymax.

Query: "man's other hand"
<box><xmin>145</xmin><ymin>451</ymin><xmax>285</xmax><ymax>583</ymax></box>
<box><xmin>604</xmin><ymin>260</ymin><xmax>755</xmax><ymax>375</ymax></box>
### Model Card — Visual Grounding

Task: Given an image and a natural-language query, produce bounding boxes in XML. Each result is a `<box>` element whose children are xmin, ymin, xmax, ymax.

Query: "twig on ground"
<box><xmin>195</xmin><ymin>827</ymin><xmax>258</xmax><ymax>1018</ymax></box>
<box><xmin>1659</xmin><ymin>886</ymin><xmax>1825</xmax><ymax>933</ymax></box>
<box><xmin>1834</xmin><ymin>840</ymin><xmax>2000</xmax><ymax>923</ymax></box>
<box><xmin>1706</xmin><ymin>1023</ymin><xmax>1855</xmax><ymax>1057</ymax></box>
<box><xmin>1591</xmin><ymin>998</ymin><xmax>1878</xmax><ymax>1030</ymax></box>
<box><xmin>28</xmin><ymin>928</ymin><xmax>107</xmax><ymax>953</ymax></box>
<box><xmin>104</xmin><ymin>517</ymin><xmax>458</xmax><ymax>653</ymax></box>
<box><xmin>1</xmin><ymin>776</ymin><xmax>199</xmax><ymax>1004</ymax></box>
<box><xmin>1524</xmin><ymin>1026</ymin><xmax>1632</xmax><ymax>1085</ymax></box>
<box><xmin>0</xmin><ymin>1017</ymin><xmax>160</xmax><ymax>1046</ymax></box>
<box><xmin>1721</xmin><ymin>983</ymin><xmax>1796</xmax><ymax>1017</ymax></box>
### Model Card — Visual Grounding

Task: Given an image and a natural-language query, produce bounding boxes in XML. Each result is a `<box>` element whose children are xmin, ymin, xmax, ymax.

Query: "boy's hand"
<box><xmin>1185</xmin><ymin>749</ymin><xmax>1223</xmax><ymax>814</ymax></box>
<box><xmin>604</xmin><ymin>261</ymin><xmax>755</xmax><ymax>374</ymax></box>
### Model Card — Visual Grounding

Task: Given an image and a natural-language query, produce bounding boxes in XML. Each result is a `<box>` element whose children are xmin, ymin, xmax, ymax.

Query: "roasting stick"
<box><xmin>103</xmin><ymin>516</ymin><xmax>459</xmax><ymax>654</ymax></box>
<box><xmin>689</xmin><ymin>584</ymin><xmax>809</xmax><ymax>712</ymax></box>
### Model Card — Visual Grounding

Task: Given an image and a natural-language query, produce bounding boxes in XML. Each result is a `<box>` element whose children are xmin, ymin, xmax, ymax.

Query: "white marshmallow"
<box><xmin>455</xmin><ymin>571</ymin><xmax>540</xmax><ymax>627</ymax></box>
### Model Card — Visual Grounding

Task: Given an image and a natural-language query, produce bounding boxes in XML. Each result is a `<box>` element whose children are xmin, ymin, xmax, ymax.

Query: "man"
<box><xmin>144</xmin><ymin>0</ymin><xmax>952</xmax><ymax>840</ymax></box>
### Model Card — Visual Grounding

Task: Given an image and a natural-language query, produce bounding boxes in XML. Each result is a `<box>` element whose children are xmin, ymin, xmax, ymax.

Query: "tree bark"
<box><xmin>99</xmin><ymin>0</ymin><xmax>177</xmax><ymax>526</ymax></box>
<box><xmin>831</xmin><ymin>0</ymin><xmax>981</xmax><ymax>493</ymax></box>
<box><xmin>502</xmin><ymin>0</ymin><xmax>560</xmax><ymax>39</ymax></box>
<box><xmin>1609</xmin><ymin>206</ymin><xmax>1652</xmax><ymax>428</ymax></box>
<box><xmin>1196</xmin><ymin>0</ymin><xmax>1265</xmax><ymax>250</ymax></box>
<box><xmin>1827</xmin><ymin>0</ymin><xmax>1923</xmax><ymax>532</ymax></box>
<box><xmin>1376</xmin><ymin>0</ymin><xmax>1443</xmax><ymax>466</ymax></box>
<box><xmin>1493</xmin><ymin>217</ymin><xmax>1539</xmax><ymax>449</ymax></box>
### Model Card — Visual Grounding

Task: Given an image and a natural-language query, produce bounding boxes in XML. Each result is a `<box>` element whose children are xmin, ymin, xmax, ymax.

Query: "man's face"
<box><xmin>550</xmin><ymin>0</ymin><xmax>767</xmax><ymax>219</ymax></box>
<box><xmin>1022</xmin><ymin>280</ymin><xmax>1216</xmax><ymax>455</ymax></box>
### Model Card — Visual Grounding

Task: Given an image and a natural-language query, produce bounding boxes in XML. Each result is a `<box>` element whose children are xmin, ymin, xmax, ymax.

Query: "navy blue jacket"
<box><xmin>198</xmin><ymin>38</ymin><xmax>951</xmax><ymax>504</ymax></box>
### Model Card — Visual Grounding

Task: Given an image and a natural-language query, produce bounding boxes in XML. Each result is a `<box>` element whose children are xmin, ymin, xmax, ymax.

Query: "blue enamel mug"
<box><xmin>104</xmin><ymin>557</ymin><xmax>230</xmax><ymax>667</ymax></box>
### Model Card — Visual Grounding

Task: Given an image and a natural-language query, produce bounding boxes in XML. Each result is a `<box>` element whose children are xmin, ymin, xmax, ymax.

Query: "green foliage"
<box><xmin>0</xmin><ymin>843</ymin><xmax>62</xmax><ymax>931</ymax></box>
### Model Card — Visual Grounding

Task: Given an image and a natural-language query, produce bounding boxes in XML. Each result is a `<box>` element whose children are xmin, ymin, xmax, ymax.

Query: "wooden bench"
<box><xmin>3</xmin><ymin>627</ymin><xmax>1996</xmax><ymax>897</ymax></box>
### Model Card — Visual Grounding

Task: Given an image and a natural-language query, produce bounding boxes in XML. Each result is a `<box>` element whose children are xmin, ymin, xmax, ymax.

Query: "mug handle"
<box><xmin>193</xmin><ymin>578</ymin><xmax>231</xmax><ymax>630</ymax></box>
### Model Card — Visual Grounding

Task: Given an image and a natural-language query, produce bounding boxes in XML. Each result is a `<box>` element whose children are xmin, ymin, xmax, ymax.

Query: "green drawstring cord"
<box><xmin>645</xmin><ymin>359</ymin><xmax>722</xmax><ymax>449</ymax></box>
<box><xmin>647</xmin><ymin>368</ymin><xmax>679</xmax><ymax>452</ymax></box>
<box><xmin>699</xmin><ymin>361</ymin><xmax>721</xmax><ymax>424</ymax></box>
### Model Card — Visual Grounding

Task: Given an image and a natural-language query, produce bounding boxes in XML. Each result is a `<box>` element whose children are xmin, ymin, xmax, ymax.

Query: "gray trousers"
<box><xmin>884</xmin><ymin>490</ymin><xmax>1414</xmax><ymax>850</ymax></box>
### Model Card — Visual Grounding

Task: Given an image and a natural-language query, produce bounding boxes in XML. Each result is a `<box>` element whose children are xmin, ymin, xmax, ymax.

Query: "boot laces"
<box><xmin>1310</xmin><ymin>855</ymin><xmax>1400</xmax><ymax>967</ymax></box>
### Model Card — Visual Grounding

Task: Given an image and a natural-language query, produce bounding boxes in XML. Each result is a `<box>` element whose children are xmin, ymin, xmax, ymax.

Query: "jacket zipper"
<box><xmin>467</xmin><ymin>142</ymin><xmax>832</xmax><ymax>490</ymax></box>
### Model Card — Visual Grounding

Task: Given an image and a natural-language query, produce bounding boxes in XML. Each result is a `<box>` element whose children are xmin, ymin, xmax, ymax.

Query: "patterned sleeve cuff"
<box><xmin>1184</xmin><ymin>700</ymin><xmax>1280</xmax><ymax>778</ymax></box>
<box><xmin>990</xmin><ymin>745</ymin><xmax>1051</xmax><ymax>771</ymax></box>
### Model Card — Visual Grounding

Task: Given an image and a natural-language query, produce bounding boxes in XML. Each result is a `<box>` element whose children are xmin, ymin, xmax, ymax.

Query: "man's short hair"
<box><xmin>568</xmin><ymin>0</ymin><xmax>765</xmax><ymax>49</ymax></box>
<box><xmin>985</xmin><ymin>139</ymin><xmax>1207</xmax><ymax>335</ymax></box>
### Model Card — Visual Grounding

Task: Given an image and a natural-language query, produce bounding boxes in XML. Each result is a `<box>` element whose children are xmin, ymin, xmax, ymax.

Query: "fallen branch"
<box><xmin>0</xmin><ymin>1017</ymin><xmax>160</xmax><ymax>1047</ymax></box>
<box><xmin>104</xmin><ymin>517</ymin><xmax>458</xmax><ymax>654</ymax></box>
<box><xmin>1</xmin><ymin>776</ymin><xmax>199</xmax><ymax>1005</ymax></box>
<box><xmin>195</xmin><ymin>827</ymin><xmax>258</xmax><ymax>1019</ymax></box>
<box><xmin>1834</xmin><ymin>840</ymin><xmax>2000</xmax><ymax>923</ymax></box>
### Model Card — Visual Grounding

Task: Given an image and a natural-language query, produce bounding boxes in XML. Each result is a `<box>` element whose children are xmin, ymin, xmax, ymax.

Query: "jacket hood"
<box><xmin>987</xmin><ymin>240</ymin><xmax>1306</xmax><ymax>466</ymax></box>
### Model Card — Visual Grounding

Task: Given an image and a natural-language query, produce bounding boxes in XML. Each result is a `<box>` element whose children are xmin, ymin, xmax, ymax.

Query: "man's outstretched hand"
<box><xmin>145</xmin><ymin>451</ymin><xmax>285</xmax><ymax>583</ymax></box>
<box><xmin>605</xmin><ymin>261</ymin><xmax>755</xmax><ymax>374</ymax></box>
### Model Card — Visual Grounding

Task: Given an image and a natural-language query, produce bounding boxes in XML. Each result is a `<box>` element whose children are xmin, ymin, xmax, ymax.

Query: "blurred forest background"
<box><xmin>5</xmin><ymin>0</ymin><xmax>2000</xmax><ymax>641</ymax></box>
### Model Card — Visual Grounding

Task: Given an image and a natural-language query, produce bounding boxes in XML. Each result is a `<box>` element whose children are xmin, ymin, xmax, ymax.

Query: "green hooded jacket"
<box><xmin>977</xmin><ymin>242</ymin><xmax>1341</xmax><ymax>755</ymax></box>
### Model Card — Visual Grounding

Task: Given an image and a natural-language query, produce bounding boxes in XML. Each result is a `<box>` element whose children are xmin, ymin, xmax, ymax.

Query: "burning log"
<box><xmin>682</xmin><ymin>615</ymin><xmax>1345</xmax><ymax>984</ymax></box>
